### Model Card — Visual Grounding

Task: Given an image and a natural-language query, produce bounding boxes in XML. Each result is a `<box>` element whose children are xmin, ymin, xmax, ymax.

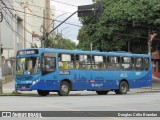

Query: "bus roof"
<box><xmin>19</xmin><ymin>48</ymin><xmax>151</xmax><ymax>57</ymax></box>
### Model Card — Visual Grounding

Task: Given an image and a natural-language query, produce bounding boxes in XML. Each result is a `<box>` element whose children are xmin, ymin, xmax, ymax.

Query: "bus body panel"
<box><xmin>15</xmin><ymin>48</ymin><xmax>152</xmax><ymax>92</ymax></box>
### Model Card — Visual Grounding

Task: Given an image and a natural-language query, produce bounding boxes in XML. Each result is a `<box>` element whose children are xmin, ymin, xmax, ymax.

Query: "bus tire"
<box><xmin>96</xmin><ymin>91</ymin><xmax>109</xmax><ymax>95</ymax></box>
<box><xmin>115</xmin><ymin>81</ymin><xmax>128</xmax><ymax>94</ymax></box>
<box><xmin>37</xmin><ymin>90</ymin><xmax>49</xmax><ymax>96</ymax></box>
<box><xmin>58</xmin><ymin>81</ymin><xmax>70</xmax><ymax>96</ymax></box>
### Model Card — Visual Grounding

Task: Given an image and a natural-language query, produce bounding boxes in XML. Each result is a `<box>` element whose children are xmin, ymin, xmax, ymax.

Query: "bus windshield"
<box><xmin>16</xmin><ymin>57</ymin><xmax>40</xmax><ymax>75</ymax></box>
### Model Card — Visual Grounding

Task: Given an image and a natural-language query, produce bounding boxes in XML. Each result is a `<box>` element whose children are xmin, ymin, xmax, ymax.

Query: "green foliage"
<box><xmin>31</xmin><ymin>43</ymin><xmax>38</xmax><ymax>48</ymax></box>
<box><xmin>78</xmin><ymin>0</ymin><xmax>160</xmax><ymax>53</ymax></box>
<box><xmin>45</xmin><ymin>35</ymin><xmax>77</xmax><ymax>50</ymax></box>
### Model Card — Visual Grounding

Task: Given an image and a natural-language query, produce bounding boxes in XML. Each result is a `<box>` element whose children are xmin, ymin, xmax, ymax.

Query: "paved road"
<box><xmin>1</xmin><ymin>78</ymin><xmax>160</xmax><ymax>120</ymax></box>
<box><xmin>1</xmin><ymin>91</ymin><xmax>160</xmax><ymax>111</ymax></box>
<box><xmin>0</xmin><ymin>92</ymin><xmax>160</xmax><ymax>120</ymax></box>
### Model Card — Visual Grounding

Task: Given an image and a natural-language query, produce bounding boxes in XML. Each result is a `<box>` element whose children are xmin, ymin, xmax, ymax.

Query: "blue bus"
<box><xmin>15</xmin><ymin>48</ymin><xmax>152</xmax><ymax>96</ymax></box>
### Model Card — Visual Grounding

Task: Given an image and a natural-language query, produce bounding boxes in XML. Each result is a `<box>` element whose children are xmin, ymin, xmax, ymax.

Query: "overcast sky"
<box><xmin>51</xmin><ymin>0</ymin><xmax>93</xmax><ymax>44</ymax></box>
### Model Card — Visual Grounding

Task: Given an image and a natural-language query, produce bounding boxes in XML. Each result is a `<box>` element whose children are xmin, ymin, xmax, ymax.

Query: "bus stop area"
<box><xmin>2</xmin><ymin>77</ymin><xmax>160</xmax><ymax>94</ymax></box>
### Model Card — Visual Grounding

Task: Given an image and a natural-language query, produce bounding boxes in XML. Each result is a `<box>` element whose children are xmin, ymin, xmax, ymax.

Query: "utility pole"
<box><xmin>148</xmin><ymin>28</ymin><xmax>157</xmax><ymax>54</ymax></box>
<box><xmin>43</xmin><ymin>3</ymin><xmax>102</xmax><ymax>44</ymax></box>
<box><xmin>42</xmin><ymin>9</ymin><xmax>45</xmax><ymax>48</ymax></box>
<box><xmin>24</xmin><ymin>5</ymin><xmax>27</xmax><ymax>49</ymax></box>
<box><xmin>90</xmin><ymin>42</ymin><xmax>93</xmax><ymax>51</ymax></box>
<box><xmin>0</xmin><ymin>3</ymin><xmax>3</xmax><ymax>94</ymax></box>
<box><xmin>148</xmin><ymin>28</ymin><xmax>151</xmax><ymax>54</ymax></box>
<box><xmin>128</xmin><ymin>41</ymin><xmax>130</xmax><ymax>52</ymax></box>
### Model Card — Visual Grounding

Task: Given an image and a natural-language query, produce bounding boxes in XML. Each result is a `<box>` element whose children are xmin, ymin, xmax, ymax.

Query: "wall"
<box><xmin>28</xmin><ymin>0</ymin><xmax>46</xmax><ymax>36</ymax></box>
<box><xmin>1</xmin><ymin>0</ymin><xmax>25</xmax><ymax>58</ymax></box>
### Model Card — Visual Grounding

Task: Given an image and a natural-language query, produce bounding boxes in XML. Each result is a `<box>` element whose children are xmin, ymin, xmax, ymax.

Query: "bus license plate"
<box><xmin>21</xmin><ymin>86</ymin><xmax>26</xmax><ymax>90</ymax></box>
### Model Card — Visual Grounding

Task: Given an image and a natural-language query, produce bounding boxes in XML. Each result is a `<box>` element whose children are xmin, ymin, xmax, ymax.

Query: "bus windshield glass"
<box><xmin>16</xmin><ymin>57</ymin><xmax>40</xmax><ymax>75</ymax></box>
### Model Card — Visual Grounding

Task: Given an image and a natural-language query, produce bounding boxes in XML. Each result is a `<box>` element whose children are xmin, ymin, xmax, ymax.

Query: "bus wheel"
<box><xmin>58</xmin><ymin>81</ymin><xmax>70</xmax><ymax>96</ymax></box>
<box><xmin>37</xmin><ymin>90</ymin><xmax>49</xmax><ymax>96</ymax></box>
<box><xmin>96</xmin><ymin>91</ymin><xmax>109</xmax><ymax>95</ymax></box>
<box><xmin>115</xmin><ymin>81</ymin><xmax>128</xmax><ymax>94</ymax></box>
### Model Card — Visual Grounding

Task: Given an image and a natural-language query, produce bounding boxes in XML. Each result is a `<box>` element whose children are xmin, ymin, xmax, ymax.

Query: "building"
<box><xmin>1</xmin><ymin>0</ymin><xmax>28</xmax><ymax>58</ymax></box>
<box><xmin>20</xmin><ymin>0</ymin><xmax>55</xmax><ymax>47</ymax></box>
<box><xmin>32</xmin><ymin>32</ymin><xmax>41</xmax><ymax>48</ymax></box>
<box><xmin>22</xmin><ymin>0</ymin><xmax>54</xmax><ymax>35</ymax></box>
<box><xmin>1</xmin><ymin>0</ymin><xmax>55</xmax><ymax>59</ymax></box>
<box><xmin>152</xmin><ymin>51</ymin><xmax>160</xmax><ymax>78</ymax></box>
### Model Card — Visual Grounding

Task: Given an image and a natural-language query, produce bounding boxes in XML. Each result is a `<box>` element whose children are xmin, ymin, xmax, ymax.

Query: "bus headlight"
<box><xmin>32</xmin><ymin>78</ymin><xmax>40</xmax><ymax>85</ymax></box>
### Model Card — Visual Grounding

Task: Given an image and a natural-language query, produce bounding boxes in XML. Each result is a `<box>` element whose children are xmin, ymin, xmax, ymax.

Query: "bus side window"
<box><xmin>75</xmin><ymin>55</ymin><xmax>79</xmax><ymax>69</ymax></box>
<box><xmin>143</xmin><ymin>58</ymin><xmax>149</xmax><ymax>71</ymax></box>
<box><xmin>78</xmin><ymin>55</ymin><xmax>91</xmax><ymax>70</ymax></box>
<box><xmin>122</xmin><ymin>57</ymin><xmax>132</xmax><ymax>71</ymax></box>
<box><xmin>69</xmin><ymin>54</ymin><xmax>74</xmax><ymax>69</ymax></box>
<box><xmin>58</xmin><ymin>54</ymin><xmax>74</xmax><ymax>69</ymax></box>
<box><xmin>107</xmin><ymin>56</ymin><xmax>120</xmax><ymax>70</ymax></box>
<box><xmin>87</xmin><ymin>55</ymin><xmax>91</xmax><ymax>70</ymax></box>
<box><xmin>42</xmin><ymin>57</ymin><xmax>56</xmax><ymax>75</ymax></box>
<box><xmin>135</xmin><ymin>58</ymin><xmax>143</xmax><ymax>71</ymax></box>
<box><xmin>58</xmin><ymin>54</ymin><xmax>63</xmax><ymax>69</ymax></box>
<box><xmin>92</xmin><ymin>55</ymin><xmax>106</xmax><ymax>70</ymax></box>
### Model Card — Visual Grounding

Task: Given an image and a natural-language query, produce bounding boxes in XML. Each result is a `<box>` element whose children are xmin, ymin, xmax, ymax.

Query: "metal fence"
<box><xmin>2</xmin><ymin>58</ymin><xmax>15</xmax><ymax>76</ymax></box>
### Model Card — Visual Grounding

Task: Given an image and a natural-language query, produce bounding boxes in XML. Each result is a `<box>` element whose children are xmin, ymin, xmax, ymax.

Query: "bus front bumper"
<box><xmin>15</xmin><ymin>80</ymin><xmax>59</xmax><ymax>91</ymax></box>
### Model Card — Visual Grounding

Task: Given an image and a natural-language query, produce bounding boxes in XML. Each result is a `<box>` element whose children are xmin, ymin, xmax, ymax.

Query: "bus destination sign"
<box><xmin>17</xmin><ymin>50</ymin><xmax>39</xmax><ymax>56</ymax></box>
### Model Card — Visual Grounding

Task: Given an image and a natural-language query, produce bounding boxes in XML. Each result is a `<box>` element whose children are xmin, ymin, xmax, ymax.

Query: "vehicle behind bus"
<box><xmin>15</xmin><ymin>48</ymin><xmax>152</xmax><ymax>96</ymax></box>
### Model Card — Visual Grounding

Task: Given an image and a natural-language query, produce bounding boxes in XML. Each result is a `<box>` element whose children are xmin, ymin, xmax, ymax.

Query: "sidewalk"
<box><xmin>152</xmin><ymin>77</ymin><xmax>160</xmax><ymax>90</ymax></box>
<box><xmin>3</xmin><ymin>79</ymin><xmax>15</xmax><ymax>93</ymax></box>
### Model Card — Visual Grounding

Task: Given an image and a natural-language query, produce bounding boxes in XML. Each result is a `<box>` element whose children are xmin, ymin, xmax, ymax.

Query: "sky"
<box><xmin>51</xmin><ymin>0</ymin><xmax>93</xmax><ymax>44</ymax></box>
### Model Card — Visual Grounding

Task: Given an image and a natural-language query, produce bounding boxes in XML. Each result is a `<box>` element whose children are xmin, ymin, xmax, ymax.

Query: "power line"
<box><xmin>14</xmin><ymin>0</ymin><xmax>73</xmax><ymax>14</ymax></box>
<box><xmin>46</xmin><ymin>12</ymin><xmax>69</xmax><ymax>31</ymax></box>
<box><xmin>5</xmin><ymin>1</ymin><xmax>54</xmax><ymax>15</ymax></box>
<box><xmin>4</xmin><ymin>0</ymin><xmax>79</xmax><ymax>27</ymax></box>
<box><xmin>5</xmin><ymin>3</ymin><xmax>51</xmax><ymax>15</ymax></box>
<box><xmin>2</xmin><ymin>7</ymin><xmax>32</xmax><ymax>34</ymax></box>
<box><xmin>1</xmin><ymin>0</ymin><xmax>33</xmax><ymax>34</ymax></box>
<box><xmin>114</xmin><ymin>32</ymin><xmax>160</xmax><ymax>41</ymax></box>
<box><xmin>51</xmin><ymin>0</ymin><xmax>77</xmax><ymax>7</ymax></box>
<box><xmin>13</xmin><ymin>0</ymin><xmax>160</xmax><ymax>30</ymax></box>
<box><xmin>4</xmin><ymin>0</ymin><xmax>38</xmax><ymax>30</ymax></box>
<box><xmin>105</xmin><ymin>20</ymin><xmax>160</xmax><ymax>30</ymax></box>
<box><xmin>5</xmin><ymin>6</ymin><xmax>82</xmax><ymax>27</ymax></box>
<box><xmin>3</xmin><ymin>15</ymin><xmax>32</xmax><ymax>45</ymax></box>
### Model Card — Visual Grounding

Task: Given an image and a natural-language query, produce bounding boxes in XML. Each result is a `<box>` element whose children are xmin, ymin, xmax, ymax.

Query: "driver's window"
<box><xmin>42</xmin><ymin>56</ymin><xmax>56</xmax><ymax>75</ymax></box>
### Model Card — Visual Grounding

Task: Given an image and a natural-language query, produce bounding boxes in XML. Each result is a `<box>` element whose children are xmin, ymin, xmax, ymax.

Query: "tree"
<box><xmin>31</xmin><ymin>43</ymin><xmax>38</xmax><ymax>48</ymax></box>
<box><xmin>61</xmin><ymin>39</ymin><xmax>77</xmax><ymax>50</ymax></box>
<box><xmin>45</xmin><ymin>35</ymin><xmax>77</xmax><ymax>50</ymax></box>
<box><xmin>78</xmin><ymin>0</ymin><xmax>160</xmax><ymax>53</ymax></box>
